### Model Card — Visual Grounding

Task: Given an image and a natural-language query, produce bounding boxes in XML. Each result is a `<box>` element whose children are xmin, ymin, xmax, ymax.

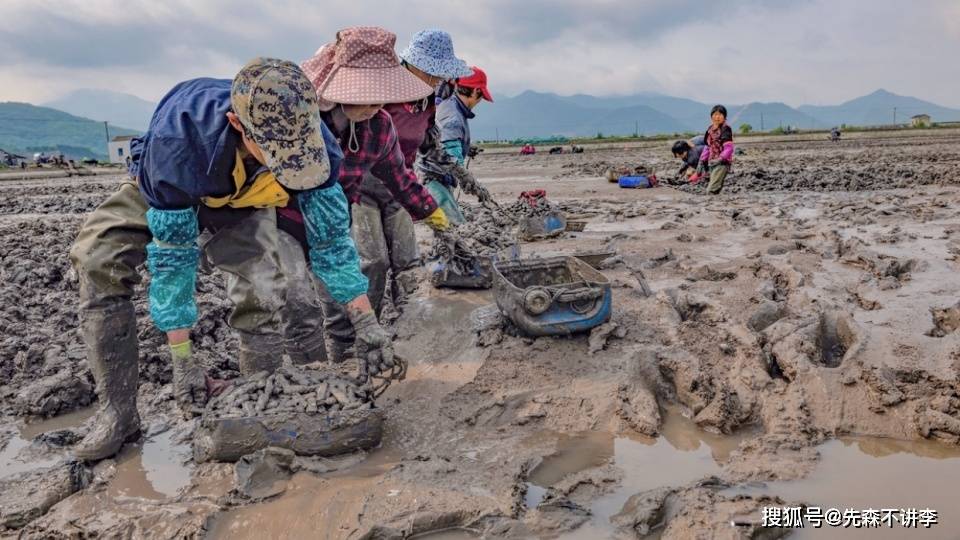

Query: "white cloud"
<box><xmin>0</xmin><ymin>0</ymin><xmax>957</xmax><ymax>108</ymax></box>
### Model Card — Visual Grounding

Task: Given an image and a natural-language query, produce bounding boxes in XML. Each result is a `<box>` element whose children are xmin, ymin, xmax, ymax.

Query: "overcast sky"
<box><xmin>1</xmin><ymin>0</ymin><xmax>958</xmax><ymax>107</ymax></box>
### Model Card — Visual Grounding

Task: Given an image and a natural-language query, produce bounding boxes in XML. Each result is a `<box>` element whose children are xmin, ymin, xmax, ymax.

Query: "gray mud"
<box><xmin>5</xmin><ymin>130</ymin><xmax>960</xmax><ymax>538</ymax></box>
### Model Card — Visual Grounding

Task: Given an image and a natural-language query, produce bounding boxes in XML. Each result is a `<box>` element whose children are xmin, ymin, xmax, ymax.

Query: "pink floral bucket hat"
<box><xmin>302</xmin><ymin>26</ymin><xmax>433</xmax><ymax>111</ymax></box>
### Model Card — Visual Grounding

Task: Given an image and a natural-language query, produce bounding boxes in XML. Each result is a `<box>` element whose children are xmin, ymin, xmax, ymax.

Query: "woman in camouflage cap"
<box><xmin>68</xmin><ymin>58</ymin><xmax>393</xmax><ymax>461</ymax></box>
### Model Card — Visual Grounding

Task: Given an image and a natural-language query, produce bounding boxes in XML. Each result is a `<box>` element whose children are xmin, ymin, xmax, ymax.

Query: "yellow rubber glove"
<box><xmin>169</xmin><ymin>340</ymin><xmax>208</xmax><ymax>413</ymax></box>
<box><xmin>423</xmin><ymin>207</ymin><xmax>450</xmax><ymax>232</ymax></box>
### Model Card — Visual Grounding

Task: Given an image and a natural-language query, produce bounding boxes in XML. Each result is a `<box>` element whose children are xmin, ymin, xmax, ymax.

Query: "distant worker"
<box><xmin>396</xmin><ymin>30</ymin><xmax>492</xmax><ymax>227</ymax></box>
<box><xmin>671</xmin><ymin>135</ymin><xmax>706</xmax><ymax>181</ymax></box>
<box><xmin>694</xmin><ymin>105</ymin><xmax>735</xmax><ymax>195</ymax></box>
<box><xmin>430</xmin><ymin>66</ymin><xmax>493</xmax><ymax>221</ymax></box>
<box><xmin>830</xmin><ymin>127</ymin><xmax>841</xmax><ymax>142</ymax></box>
<box><xmin>69</xmin><ymin>58</ymin><xmax>392</xmax><ymax>461</ymax></box>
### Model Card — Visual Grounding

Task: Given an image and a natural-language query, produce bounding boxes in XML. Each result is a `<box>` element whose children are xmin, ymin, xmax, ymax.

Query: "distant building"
<box><xmin>108</xmin><ymin>135</ymin><xmax>136</xmax><ymax>164</ymax></box>
<box><xmin>0</xmin><ymin>148</ymin><xmax>27</xmax><ymax>167</ymax></box>
<box><xmin>911</xmin><ymin>114</ymin><xmax>931</xmax><ymax>128</ymax></box>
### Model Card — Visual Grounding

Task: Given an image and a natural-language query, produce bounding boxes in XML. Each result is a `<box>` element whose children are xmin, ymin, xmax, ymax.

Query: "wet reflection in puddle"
<box><xmin>0</xmin><ymin>406</ymin><xmax>95</xmax><ymax>478</ymax></box>
<box><xmin>0</xmin><ymin>407</ymin><xmax>192</xmax><ymax>501</ymax></box>
<box><xmin>403</xmin><ymin>291</ymin><xmax>492</xmax><ymax>327</ymax></box>
<box><xmin>526</xmin><ymin>408</ymin><xmax>754</xmax><ymax>537</ymax></box>
<box><xmin>108</xmin><ymin>428</ymin><xmax>192</xmax><ymax>500</ymax></box>
<box><xmin>206</xmin><ymin>447</ymin><xmax>402</xmax><ymax>539</ymax></box>
<box><xmin>725</xmin><ymin>436</ymin><xmax>960</xmax><ymax>539</ymax></box>
<box><xmin>18</xmin><ymin>406</ymin><xmax>96</xmax><ymax>440</ymax></box>
<box><xmin>528</xmin><ymin>431</ymin><xmax>615</xmax><ymax>488</ymax></box>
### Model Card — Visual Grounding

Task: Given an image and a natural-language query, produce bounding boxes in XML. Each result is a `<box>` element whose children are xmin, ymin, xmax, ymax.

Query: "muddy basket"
<box><xmin>517</xmin><ymin>212</ymin><xmax>567</xmax><ymax>241</ymax></box>
<box><xmin>492</xmin><ymin>256</ymin><xmax>612</xmax><ymax>336</ymax></box>
<box><xmin>193</xmin><ymin>407</ymin><xmax>384</xmax><ymax>463</ymax></box>
<box><xmin>431</xmin><ymin>244</ymin><xmax>521</xmax><ymax>289</ymax></box>
<box><xmin>192</xmin><ymin>366</ymin><xmax>385</xmax><ymax>463</ymax></box>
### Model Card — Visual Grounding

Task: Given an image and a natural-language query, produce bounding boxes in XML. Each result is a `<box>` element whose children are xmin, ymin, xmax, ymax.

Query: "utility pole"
<box><xmin>893</xmin><ymin>107</ymin><xmax>897</xmax><ymax>126</ymax></box>
<box><xmin>495</xmin><ymin>127</ymin><xmax>499</xmax><ymax>143</ymax></box>
<box><xmin>635</xmin><ymin>120</ymin><xmax>639</xmax><ymax>137</ymax></box>
<box><xmin>103</xmin><ymin>121</ymin><xmax>110</xmax><ymax>144</ymax></box>
<box><xmin>760</xmin><ymin>112</ymin><xmax>764</xmax><ymax>131</ymax></box>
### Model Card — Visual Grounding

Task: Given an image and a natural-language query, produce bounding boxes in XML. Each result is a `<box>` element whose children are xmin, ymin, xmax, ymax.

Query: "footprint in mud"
<box><xmin>926</xmin><ymin>301</ymin><xmax>960</xmax><ymax>338</ymax></box>
<box><xmin>763</xmin><ymin>311</ymin><xmax>864</xmax><ymax>380</ymax></box>
<box><xmin>660</xmin><ymin>290</ymin><xmax>725</xmax><ymax>324</ymax></box>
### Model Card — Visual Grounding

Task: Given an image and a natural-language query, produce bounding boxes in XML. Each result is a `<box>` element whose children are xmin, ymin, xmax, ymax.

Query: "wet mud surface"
<box><xmin>3</xmin><ymin>130</ymin><xmax>960</xmax><ymax>538</ymax></box>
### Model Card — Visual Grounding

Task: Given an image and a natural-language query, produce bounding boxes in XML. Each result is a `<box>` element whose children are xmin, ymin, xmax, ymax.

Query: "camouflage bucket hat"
<box><xmin>232</xmin><ymin>58</ymin><xmax>330</xmax><ymax>190</ymax></box>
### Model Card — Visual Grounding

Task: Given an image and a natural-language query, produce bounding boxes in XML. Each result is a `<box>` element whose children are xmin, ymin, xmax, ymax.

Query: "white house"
<box><xmin>910</xmin><ymin>114</ymin><xmax>931</xmax><ymax>128</ymax></box>
<box><xmin>108</xmin><ymin>135</ymin><xmax>136</xmax><ymax>164</ymax></box>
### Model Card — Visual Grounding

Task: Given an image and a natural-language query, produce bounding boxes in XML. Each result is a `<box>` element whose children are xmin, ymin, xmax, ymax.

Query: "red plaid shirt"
<box><xmin>322</xmin><ymin>110</ymin><xmax>437</xmax><ymax>220</ymax></box>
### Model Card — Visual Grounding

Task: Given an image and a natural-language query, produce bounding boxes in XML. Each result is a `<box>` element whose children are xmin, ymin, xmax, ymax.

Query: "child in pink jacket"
<box><xmin>695</xmin><ymin>104</ymin><xmax>735</xmax><ymax>194</ymax></box>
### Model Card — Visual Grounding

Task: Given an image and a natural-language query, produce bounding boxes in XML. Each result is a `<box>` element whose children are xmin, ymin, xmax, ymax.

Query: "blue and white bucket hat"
<box><xmin>399</xmin><ymin>29</ymin><xmax>473</xmax><ymax>80</ymax></box>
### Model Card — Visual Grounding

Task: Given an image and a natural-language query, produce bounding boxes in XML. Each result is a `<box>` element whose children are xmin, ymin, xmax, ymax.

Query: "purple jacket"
<box><xmin>700</xmin><ymin>124</ymin><xmax>735</xmax><ymax>164</ymax></box>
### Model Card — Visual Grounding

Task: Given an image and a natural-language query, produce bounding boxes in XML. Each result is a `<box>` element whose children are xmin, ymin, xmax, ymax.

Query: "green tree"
<box><xmin>739</xmin><ymin>124</ymin><xmax>753</xmax><ymax>134</ymax></box>
<box><xmin>595</xmin><ymin>131</ymin><xmax>604</xmax><ymax>139</ymax></box>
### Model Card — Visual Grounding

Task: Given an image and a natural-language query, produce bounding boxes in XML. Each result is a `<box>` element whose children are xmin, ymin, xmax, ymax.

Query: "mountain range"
<box><xmin>4</xmin><ymin>88</ymin><xmax>959</xmax><ymax>159</ymax></box>
<box><xmin>0</xmin><ymin>102</ymin><xmax>139</xmax><ymax>160</ymax></box>
<box><xmin>44</xmin><ymin>89</ymin><xmax>156</xmax><ymax>133</ymax></box>
<box><xmin>471</xmin><ymin>89</ymin><xmax>960</xmax><ymax>141</ymax></box>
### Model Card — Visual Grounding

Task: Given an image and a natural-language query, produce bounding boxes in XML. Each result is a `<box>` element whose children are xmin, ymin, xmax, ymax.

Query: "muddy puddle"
<box><xmin>205</xmin><ymin>447</ymin><xmax>403</xmax><ymax>539</ymax></box>
<box><xmin>526</xmin><ymin>408</ymin><xmax>754</xmax><ymax>537</ymax></box>
<box><xmin>527</xmin><ymin>410</ymin><xmax>960</xmax><ymax>538</ymax></box>
<box><xmin>106</xmin><ymin>427</ymin><xmax>193</xmax><ymax>499</ymax></box>
<box><xmin>0</xmin><ymin>406</ymin><xmax>95</xmax><ymax>477</ymax></box>
<box><xmin>0</xmin><ymin>406</ymin><xmax>192</xmax><ymax>500</ymax></box>
<box><xmin>402</xmin><ymin>290</ymin><xmax>492</xmax><ymax>325</ymax></box>
<box><xmin>724</xmin><ymin>437</ymin><xmax>960</xmax><ymax>539</ymax></box>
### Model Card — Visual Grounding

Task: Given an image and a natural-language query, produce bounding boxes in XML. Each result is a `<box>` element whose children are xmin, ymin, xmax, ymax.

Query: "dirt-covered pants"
<box><xmin>320</xmin><ymin>175</ymin><xmax>420</xmax><ymax>346</ymax></box>
<box><xmin>707</xmin><ymin>163</ymin><xmax>729</xmax><ymax>195</ymax></box>
<box><xmin>70</xmin><ymin>181</ymin><xmax>292</xmax><ymax>357</ymax></box>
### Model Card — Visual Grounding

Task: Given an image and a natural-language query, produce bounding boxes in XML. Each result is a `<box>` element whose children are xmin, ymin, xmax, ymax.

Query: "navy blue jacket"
<box><xmin>131</xmin><ymin>78</ymin><xmax>341</xmax><ymax>210</ymax></box>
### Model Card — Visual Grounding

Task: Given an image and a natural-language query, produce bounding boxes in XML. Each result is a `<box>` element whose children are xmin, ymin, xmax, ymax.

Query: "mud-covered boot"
<box><xmin>286</xmin><ymin>327</ymin><xmax>328</xmax><ymax>365</ymax></box>
<box><xmin>326</xmin><ymin>337</ymin><xmax>353</xmax><ymax>364</ymax></box>
<box><xmin>74</xmin><ymin>304</ymin><xmax>141</xmax><ymax>461</ymax></box>
<box><xmin>238</xmin><ymin>331</ymin><xmax>284</xmax><ymax>375</ymax></box>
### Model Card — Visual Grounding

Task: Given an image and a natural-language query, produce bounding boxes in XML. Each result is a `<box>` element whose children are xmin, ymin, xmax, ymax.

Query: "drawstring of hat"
<box><xmin>347</xmin><ymin>117</ymin><xmax>360</xmax><ymax>153</ymax></box>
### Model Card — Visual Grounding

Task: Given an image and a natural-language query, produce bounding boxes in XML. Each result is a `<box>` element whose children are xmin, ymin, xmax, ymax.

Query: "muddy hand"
<box><xmin>170</xmin><ymin>341</ymin><xmax>209</xmax><ymax>415</ymax></box>
<box><xmin>474</xmin><ymin>182</ymin><xmax>493</xmax><ymax>204</ymax></box>
<box><xmin>350</xmin><ymin>310</ymin><xmax>395</xmax><ymax>383</ymax></box>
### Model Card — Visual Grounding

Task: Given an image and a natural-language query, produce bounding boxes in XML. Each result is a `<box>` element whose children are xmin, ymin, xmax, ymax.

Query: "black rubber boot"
<box><xmin>238</xmin><ymin>331</ymin><xmax>284</xmax><ymax>375</ymax></box>
<box><xmin>74</xmin><ymin>304</ymin><xmax>141</xmax><ymax>461</ymax></box>
<box><xmin>287</xmin><ymin>327</ymin><xmax>328</xmax><ymax>365</ymax></box>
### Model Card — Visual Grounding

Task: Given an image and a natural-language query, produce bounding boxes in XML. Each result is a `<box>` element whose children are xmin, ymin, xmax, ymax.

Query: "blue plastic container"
<box><xmin>492</xmin><ymin>256</ymin><xmax>612</xmax><ymax>337</ymax></box>
<box><xmin>618</xmin><ymin>175</ymin><xmax>653</xmax><ymax>189</ymax></box>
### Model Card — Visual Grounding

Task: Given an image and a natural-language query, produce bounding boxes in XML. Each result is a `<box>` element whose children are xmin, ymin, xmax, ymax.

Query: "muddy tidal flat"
<box><xmin>3</xmin><ymin>129</ymin><xmax>960</xmax><ymax>538</ymax></box>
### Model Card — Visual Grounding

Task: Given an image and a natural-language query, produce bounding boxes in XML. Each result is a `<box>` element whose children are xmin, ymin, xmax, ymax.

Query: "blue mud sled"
<box><xmin>492</xmin><ymin>256</ymin><xmax>611</xmax><ymax>336</ymax></box>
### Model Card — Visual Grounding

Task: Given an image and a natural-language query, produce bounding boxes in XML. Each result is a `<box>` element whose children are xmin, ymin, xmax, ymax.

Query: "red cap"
<box><xmin>457</xmin><ymin>66</ymin><xmax>493</xmax><ymax>102</ymax></box>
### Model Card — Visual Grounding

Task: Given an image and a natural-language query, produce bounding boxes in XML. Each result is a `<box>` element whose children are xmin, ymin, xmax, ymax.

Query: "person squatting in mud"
<box><xmin>694</xmin><ymin>104</ymin><xmax>736</xmax><ymax>195</ymax></box>
<box><xmin>427</xmin><ymin>65</ymin><xmax>495</xmax><ymax>222</ymax></box>
<box><xmin>68</xmin><ymin>58</ymin><xmax>395</xmax><ymax>461</ymax></box>
<box><xmin>672</xmin><ymin>135</ymin><xmax>706</xmax><ymax>182</ymax></box>
<box><xmin>298</xmin><ymin>27</ymin><xmax>451</xmax><ymax>362</ymax></box>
